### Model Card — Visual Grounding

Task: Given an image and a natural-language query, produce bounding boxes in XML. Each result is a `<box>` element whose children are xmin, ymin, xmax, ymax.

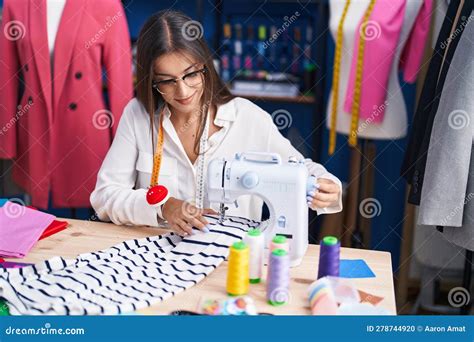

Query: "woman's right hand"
<box><xmin>161</xmin><ymin>197</ymin><xmax>218</xmax><ymax>237</ymax></box>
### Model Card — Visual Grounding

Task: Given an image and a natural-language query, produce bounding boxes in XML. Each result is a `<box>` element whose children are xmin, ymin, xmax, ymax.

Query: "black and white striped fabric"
<box><xmin>0</xmin><ymin>215</ymin><xmax>261</xmax><ymax>315</ymax></box>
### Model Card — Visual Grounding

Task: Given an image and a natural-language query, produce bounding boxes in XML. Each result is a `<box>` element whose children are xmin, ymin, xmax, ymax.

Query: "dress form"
<box><xmin>326</xmin><ymin>0</ymin><xmax>424</xmax><ymax>140</ymax></box>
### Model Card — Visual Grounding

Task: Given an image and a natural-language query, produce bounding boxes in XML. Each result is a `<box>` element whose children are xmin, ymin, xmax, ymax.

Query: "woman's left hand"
<box><xmin>307</xmin><ymin>178</ymin><xmax>341</xmax><ymax>209</ymax></box>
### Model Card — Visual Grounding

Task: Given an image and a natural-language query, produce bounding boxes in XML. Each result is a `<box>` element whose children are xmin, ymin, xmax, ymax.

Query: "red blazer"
<box><xmin>0</xmin><ymin>0</ymin><xmax>133</xmax><ymax>209</ymax></box>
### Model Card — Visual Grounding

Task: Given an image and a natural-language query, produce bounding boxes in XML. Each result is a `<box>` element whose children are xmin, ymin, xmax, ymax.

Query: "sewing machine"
<box><xmin>207</xmin><ymin>151</ymin><xmax>315</xmax><ymax>267</ymax></box>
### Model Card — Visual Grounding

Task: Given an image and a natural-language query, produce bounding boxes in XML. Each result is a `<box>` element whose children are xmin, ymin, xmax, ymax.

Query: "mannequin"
<box><xmin>324</xmin><ymin>0</ymin><xmax>431</xmax><ymax>248</ymax></box>
<box><xmin>326</xmin><ymin>0</ymin><xmax>424</xmax><ymax>140</ymax></box>
<box><xmin>0</xmin><ymin>0</ymin><xmax>133</xmax><ymax>209</ymax></box>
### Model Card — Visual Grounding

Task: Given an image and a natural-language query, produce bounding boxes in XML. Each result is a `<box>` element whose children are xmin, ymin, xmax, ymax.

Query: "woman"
<box><xmin>90</xmin><ymin>10</ymin><xmax>342</xmax><ymax>236</ymax></box>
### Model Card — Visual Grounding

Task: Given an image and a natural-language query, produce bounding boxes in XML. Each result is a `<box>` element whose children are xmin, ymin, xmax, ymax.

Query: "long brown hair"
<box><xmin>135</xmin><ymin>10</ymin><xmax>234</xmax><ymax>155</ymax></box>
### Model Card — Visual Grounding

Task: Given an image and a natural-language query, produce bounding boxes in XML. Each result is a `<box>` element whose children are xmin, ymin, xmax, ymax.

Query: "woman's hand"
<box><xmin>307</xmin><ymin>178</ymin><xmax>341</xmax><ymax>210</ymax></box>
<box><xmin>161</xmin><ymin>197</ymin><xmax>218</xmax><ymax>237</ymax></box>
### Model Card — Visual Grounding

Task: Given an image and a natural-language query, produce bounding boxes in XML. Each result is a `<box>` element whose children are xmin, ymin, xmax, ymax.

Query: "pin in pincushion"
<box><xmin>146</xmin><ymin>185</ymin><xmax>169</xmax><ymax>206</ymax></box>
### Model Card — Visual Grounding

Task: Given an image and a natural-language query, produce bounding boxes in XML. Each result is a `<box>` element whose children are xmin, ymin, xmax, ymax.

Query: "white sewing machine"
<box><xmin>207</xmin><ymin>151</ymin><xmax>315</xmax><ymax>267</ymax></box>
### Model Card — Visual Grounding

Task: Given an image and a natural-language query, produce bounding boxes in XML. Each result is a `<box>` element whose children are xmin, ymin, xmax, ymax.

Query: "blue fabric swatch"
<box><xmin>339</xmin><ymin>259</ymin><xmax>375</xmax><ymax>278</ymax></box>
<box><xmin>0</xmin><ymin>199</ymin><xmax>8</xmax><ymax>208</ymax></box>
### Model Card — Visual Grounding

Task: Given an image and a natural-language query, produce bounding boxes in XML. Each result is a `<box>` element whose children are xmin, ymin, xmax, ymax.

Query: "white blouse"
<box><xmin>90</xmin><ymin>97</ymin><xmax>343</xmax><ymax>227</ymax></box>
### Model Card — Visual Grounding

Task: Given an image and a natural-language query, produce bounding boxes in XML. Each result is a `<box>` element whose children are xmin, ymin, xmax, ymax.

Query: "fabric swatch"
<box><xmin>339</xmin><ymin>259</ymin><xmax>375</xmax><ymax>278</ymax></box>
<box><xmin>0</xmin><ymin>201</ymin><xmax>55</xmax><ymax>258</ymax></box>
<box><xmin>358</xmin><ymin>290</ymin><xmax>384</xmax><ymax>305</ymax></box>
<box><xmin>0</xmin><ymin>262</ymin><xmax>34</xmax><ymax>269</ymax></box>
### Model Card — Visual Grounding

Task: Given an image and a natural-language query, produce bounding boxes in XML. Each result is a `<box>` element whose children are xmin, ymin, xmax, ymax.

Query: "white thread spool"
<box><xmin>244</xmin><ymin>228</ymin><xmax>264</xmax><ymax>283</ymax></box>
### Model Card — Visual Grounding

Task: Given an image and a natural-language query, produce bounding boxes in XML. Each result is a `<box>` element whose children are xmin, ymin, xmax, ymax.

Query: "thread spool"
<box><xmin>306</xmin><ymin>175</ymin><xmax>317</xmax><ymax>194</ymax></box>
<box><xmin>307</xmin><ymin>277</ymin><xmax>338</xmax><ymax>315</ymax></box>
<box><xmin>306</xmin><ymin>175</ymin><xmax>320</xmax><ymax>207</ymax></box>
<box><xmin>317</xmin><ymin>236</ymin><xmax>340</xmax><ymax>279</ymax></box>
<box><xmin>266</xmin><ymin>249</ymin><xmax>290</xmax><ymax>306</ymax></box>
<box><xmin>243</xmin><ymin>228</ymin><xmax>264</xmax><ymax>283</ymax></box>
<box><xmin>226</xmin><ymin>241</ymin><xmax>249</xmax><ymax>296</ymax></box>
<box><xmin>269</xmin><ymin>235</ymin><xmax>289</xmax><ymax>254</ymax></box>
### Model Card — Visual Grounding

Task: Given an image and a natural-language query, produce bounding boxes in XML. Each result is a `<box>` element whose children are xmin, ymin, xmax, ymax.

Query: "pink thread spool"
<box><xmin>269</xmin><ymin>235</ymin><xmax>289</xmax><ymax>254</ymax></box>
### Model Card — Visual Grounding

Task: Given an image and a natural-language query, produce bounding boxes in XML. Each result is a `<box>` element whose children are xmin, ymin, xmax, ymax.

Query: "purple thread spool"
<box><xmin>317</xmin><ymin>236</ymin><xmax>340</xmax><ymax>279</ymax></box>
<box><xmin>266</xmin><ymin>248</ymin><xmax>290</xmax><ymax>306</ymax></box>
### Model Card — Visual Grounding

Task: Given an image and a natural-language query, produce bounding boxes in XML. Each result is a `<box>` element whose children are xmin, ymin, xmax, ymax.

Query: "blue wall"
<box><xmin>0</xmin><ymin>0</ymin><xmax>418</xmax><ymax>269</ymax></box>
<box><xmin>121</xmin><ymin>0</ymin><xmax>412</xmax><ymax>269</ymax></box>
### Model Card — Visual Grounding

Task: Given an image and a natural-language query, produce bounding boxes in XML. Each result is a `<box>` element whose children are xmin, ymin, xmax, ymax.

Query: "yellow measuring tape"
<box><xmin>349</xmin><ymin>0</ymin><xmax>376</xmax><ymax>147</ymax></box>
<box><xmin>329</xmin><ymin>0</ymin><xmax>377</xmax><ymax>153</ymax></box>
<box><xmin>328</xmin><ymin>0</ymin><xmax>352</xmax><ymax>156</ymax></box>
<box><xmin>149</xmin><ymin>106</ymin><xmax>210</xmax><ymax>210</ymax></box>
<box><xmin>150</xmin><ymin>114</ymin><xmax>165</xmax><ymax>187</ymax></box>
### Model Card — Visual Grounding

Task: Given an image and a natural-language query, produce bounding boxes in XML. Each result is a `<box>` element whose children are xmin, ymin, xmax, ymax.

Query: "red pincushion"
<box><xmin>146</xmin><ymin>185</ymin><xmax>169</xmax><ymax>206</ymax></box>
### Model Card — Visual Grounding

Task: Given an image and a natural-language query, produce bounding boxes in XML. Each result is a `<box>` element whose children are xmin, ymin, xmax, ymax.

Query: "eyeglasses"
<box><xmin>153</xmin><ymin>67</ymin><xmax>206</xmax><ymax>95</ymax></box>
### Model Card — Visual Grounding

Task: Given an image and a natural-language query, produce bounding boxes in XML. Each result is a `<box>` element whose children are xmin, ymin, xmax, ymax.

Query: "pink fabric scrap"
<box><xmin>0</xmin><ymin>201</ymin><xmax>55</xmax><ymax>258</ymax></box>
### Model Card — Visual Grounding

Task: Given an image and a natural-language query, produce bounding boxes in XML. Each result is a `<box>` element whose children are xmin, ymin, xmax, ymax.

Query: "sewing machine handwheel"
<box><xmin>241</xmin><ymin>171</ymin><xmax>259</xmax><ymax>189</ymax></box>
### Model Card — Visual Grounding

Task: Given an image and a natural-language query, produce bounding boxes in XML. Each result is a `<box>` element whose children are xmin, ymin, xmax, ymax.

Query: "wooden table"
<box><xmin>5</xmin><ymin>219</ymin><xmax>397</xmax><ymax>315</ymax></box>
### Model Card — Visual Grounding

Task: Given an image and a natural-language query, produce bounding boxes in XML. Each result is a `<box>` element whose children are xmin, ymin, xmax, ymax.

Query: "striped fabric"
<box><xmin>0</xmin><ymin>216</ymin><xmax>261</xmax><ymax>315</ymax></box>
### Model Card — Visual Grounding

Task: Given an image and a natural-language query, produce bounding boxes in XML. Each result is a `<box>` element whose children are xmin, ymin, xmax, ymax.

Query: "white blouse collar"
<box><xmin>163</xmin><ymin>100</ymin><xmax>236</xmax><ymax>127</ymax></box>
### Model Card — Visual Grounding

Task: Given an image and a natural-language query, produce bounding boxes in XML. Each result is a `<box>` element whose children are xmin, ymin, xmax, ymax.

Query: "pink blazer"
<box><xmin>0</xmin><ymin>0</ymin><xmax>133</xmax><ymax>209</ymax></box>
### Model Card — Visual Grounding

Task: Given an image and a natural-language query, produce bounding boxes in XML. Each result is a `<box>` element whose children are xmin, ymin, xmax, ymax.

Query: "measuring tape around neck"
<box><xmin>150</xmin><ymin>114</ymin><xmax>165</xmax><ymax>187</ymax></box>
<box><xmin>329</xmin><ymin>0</ymin><xmax>352</xmax><ymax>156</ymax></box>
<box><xmin>146</xmin><ymin>112</ymin><xmax>168</xmax><ymax>207</ymax></box>
<box><xmin>328</xmin><ymin>0</ymin><xmax>377</xmax><ymax>153</ymax></box>
<box><xmin>349</xmin><ymin>0</ymin><xmax>376</xmax><ymax>147</ymax></box>
<box><xmin>147</xmin><ymin>105</ymin><xmax>211</xmax><ymax>210</ymax></box>
<box><xmin>195</xmin><ymin>109</ymin><xmax>211</xmax><ymax>209</ymax></box>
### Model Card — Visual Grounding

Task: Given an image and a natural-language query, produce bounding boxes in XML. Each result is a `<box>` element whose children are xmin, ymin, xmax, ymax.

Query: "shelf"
<box><xmin>234</xmin><ymin>94</ymin><xmax>316</xmax><ymax>104</ymax></box>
